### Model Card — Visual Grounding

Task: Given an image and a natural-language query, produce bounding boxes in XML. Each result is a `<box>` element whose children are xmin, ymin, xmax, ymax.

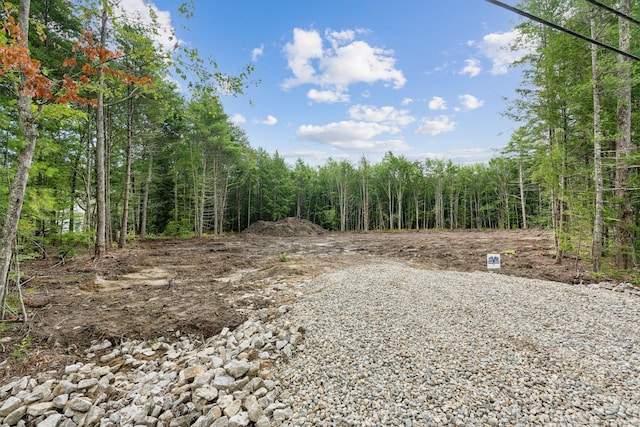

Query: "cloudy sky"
<box><xmin>122</xmin><ymin>0</ymin><xmax>528</xmax><ymax>165</ymax></box>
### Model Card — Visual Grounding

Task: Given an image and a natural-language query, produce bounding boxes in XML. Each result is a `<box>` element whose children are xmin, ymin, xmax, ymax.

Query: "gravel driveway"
<box><xmin>277</xmin><ymin>263</ymin><xmax>640</xmax><ymax>426</ymax></box>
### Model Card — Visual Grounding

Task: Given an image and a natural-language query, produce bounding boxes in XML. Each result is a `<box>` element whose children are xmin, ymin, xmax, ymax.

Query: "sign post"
<box><xmin>487</xmin><ymin>253</ymin><xmax>501</xmax><ymax>270</ymax></box>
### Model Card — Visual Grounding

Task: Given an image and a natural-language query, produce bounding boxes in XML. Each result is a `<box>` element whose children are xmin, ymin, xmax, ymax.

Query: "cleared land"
<box><xmin>3</xmin><ymin>220</ymin><xmax>606</xmax><ymax>380</ymax></box>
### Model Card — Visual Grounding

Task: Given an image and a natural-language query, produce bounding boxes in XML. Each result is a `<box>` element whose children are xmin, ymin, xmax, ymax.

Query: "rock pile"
<box><xmin>0</xmin><ymin>306</ymin><xmax>303</xmax><ymax>427</ymax></box>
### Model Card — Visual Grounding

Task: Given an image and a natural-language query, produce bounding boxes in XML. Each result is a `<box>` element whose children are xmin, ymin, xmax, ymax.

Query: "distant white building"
<box><xmin>60</xmin><ymin>204</ymin><xmax>86</xmax><ymax>233</ymax></box>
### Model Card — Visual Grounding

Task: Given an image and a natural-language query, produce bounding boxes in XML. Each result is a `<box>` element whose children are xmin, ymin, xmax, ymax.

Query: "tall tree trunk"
<box><xmin>614</xmin><ymin>0</ymin><xmax>636</xmax><ymax>268</ymax></box>
<box><xmin>197</xmin><ymin>156</ymin><xmax>206</xmax><ymax>237</ymax></box>
<box><xmin>590</xmin><ymin>13</ymin><xmax>604</xmax><ymax>272</ymax></box>
<box><xmin>83</xmin><ymin>111</ymin><xmax>93</xmax><ymax>233</ymax></box>
<box><xmin>140</xmin><ymin>150</ymin><xmax>152</xmax><ymax>238</ymax></box>
<box><xmin>119</xmin><ymin>93</ymin><xmax>134</xmax><ymax>248</ymax></box>
<box><xmin>0</xmin><ymin>0</ymin><xmax>37</xmax><ymax>316</ymax></box>
<box><xmin>435</xmin><ymin>178</ymin><xmax>444</xmax><ymax>229</ymax></box>
<box><xmin>387</xmin><ymin>178</ymin><xmax>393</xmax><ymax>230</ymax></box>
<box><xmin>396</xmin><ymin>189</ymin><xmax>402</xmax><ymax>230</ymax></box>
<box><xmin>94</xmin><ymin>4</ymin><xmax>108</xmax><ymax>259</ymax></box>
<box><xmin>246</xmin><ymin>182</ymin><xmax>251</xmax><ymax>229</ymax></box>
<box><xmin>69</xmin><ymin>154</ymin><xmax>79</xmax><ymax>232</ymax></box>
<box><xmin>518</xmin><ymin>161</ymin><xmax>527</xmax><ymax>230</ymax></box>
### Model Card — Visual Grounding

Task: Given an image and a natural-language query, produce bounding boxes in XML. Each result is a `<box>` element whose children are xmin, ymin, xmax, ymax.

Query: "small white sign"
<box><xmin>487</xmin><ymin>253</ymin><xmax>501</xmax><ymax>269</ymax></box>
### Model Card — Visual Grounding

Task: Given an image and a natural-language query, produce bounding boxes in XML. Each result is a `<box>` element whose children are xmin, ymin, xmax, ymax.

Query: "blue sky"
<box><xmin>122</xmin><ymin>1</ymin><xmax>529</xmax><ymax>165</ymax></box>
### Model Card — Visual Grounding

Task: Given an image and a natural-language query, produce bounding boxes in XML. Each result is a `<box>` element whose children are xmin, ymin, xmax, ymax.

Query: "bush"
<box><xmin>164</xmin><ymin>220</ymin><xmax>194</xmax><ymax>238</ymax></box>
<box><xmin>48</xmin><ymin>232</ymin><xmax>92</xmax><ymax>261</ymax></box>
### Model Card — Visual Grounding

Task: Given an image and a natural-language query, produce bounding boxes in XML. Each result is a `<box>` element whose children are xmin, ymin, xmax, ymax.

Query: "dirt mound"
<box><xmin>243</xmin><ymin>217</ymin><xmax>327</xmax><ymax>237</ymax></box>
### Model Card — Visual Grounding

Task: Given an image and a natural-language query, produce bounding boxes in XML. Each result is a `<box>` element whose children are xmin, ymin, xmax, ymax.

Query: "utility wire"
<box><xmin>484</xmin><ymin>0</ymin><xmax>640</xmax><ymax>61</ymax></box>
<box><xmin>584</xmin><ymin>0</ymin><xmax>640</xmax><ymax>26</ymax></box>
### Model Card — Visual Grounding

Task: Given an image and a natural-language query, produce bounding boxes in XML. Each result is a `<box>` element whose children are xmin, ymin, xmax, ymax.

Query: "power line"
<box><xmin>484</xmin><ymin>0</ymin><xmax>640</xmax><ymax>61</ymax></box>
<box><xmin>584</xmin><ymin>0</ymin><xmax>640</xmax><ymax>26</ymax></box>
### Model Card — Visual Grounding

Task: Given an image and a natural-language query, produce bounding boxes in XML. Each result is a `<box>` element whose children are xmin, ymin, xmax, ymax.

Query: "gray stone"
<box><xmin>0</xmin><ymin>396</ymin><xmax>22</xmax><ymax>416</ymax></box>
<box><xmin>76</xmin><ymin>378</ymin><xmax>98</xmax><ymax>390</ymax></box>
<box><xmin>117</xmin><ymin>404</ymin><xmax>149</xmax><ymax>425</ymax></box>
<box><xmin>179</xmin><ymin>365</ymin><xmax>205</xmax><ymax>384</ymax></box>
<box><xmin>208</xmin><ymin>356</ymin><xmax>224</xmax><ymax>369</ymax></box>
<box><xmin>242</xmin><ymin>395</ymin><xmax>258</xmax><ymax>411</ymax></box>
<box><xmin>27</xmin><ymin>401</ymin><xmax>55</xmax><ymax>416</ymax></box>
<box><xmin>169</xmin><ymin>413</ymin><xmax>197</xmax><ymax>427</ymax></box>
<box><xmin>247</xmin><ymin>403</ymin><xmax>263</xmax><ymax>422</ymax></box>
<box><xmin>53</xmin><ymin>380</ymin><xmax>76</xmax><ymax>395</ymax></box>
<box><xmin>273</xmin><ymin>407</ymin><xmax>293</xmax><ymax>421</ymax></box>
<box><xmin>3</xmin><ymin>405</ymin><xmax>27</xmax><ymax>425</ymax></box>
<box><xmin>51</xmin><ymin>393</ymin><xmax>69</xmax><ymax>410</ymax></box>
<box><xmin>90</xmin><ymin>366</ymin><xmax>111</xmax><ymax>378</ymax></box>
<box><xmin>192</xmin><ymin>370</ymin><xmax>216</xmax><ymax>388</ymax></box>
<box><xmin>212</xmin><ymin>375</ymin><xmax>235</xmax><ymax>390</ymax></box>
<box><xmin>211</xmin><ymin>416</ymin><xmax>229</xmax><ymax>427</ymax></box>
<box><xmin>30</xmin><ymin>379</ymin><xmax>56</xmax><ymax>401</ymax></box>
<box><xmin>223</xmin><ymin>399</ymin><xmax>242</xmax><ymax>418</ymax></box>
<box><xmin>136</xmin><ymin>415</ymin><xmax>159</xmax><ymax>427</ymax></box>
<box><xmin>224</xmin><ymin>360</ymin><xmax>250</xmax><ymax>379</ymax></box>
<box><xmin>228</xmin><ymin>411</ymin><xmax>250</xmax><ymax>427</ymax></box>
<box><xmin>67</xmin><ymin>397</ymin><xmax>93</xmax><ymax>412</ymax></box>
<box><xmin>88</xmin><ymin>339</ymin><xmax>112</xmax><ymax>352</ymax></box>
<box><xmin>38</xmin><ymin>413</ymin><xmax>64</xmax><ymax>427</ymax></box>
<box><xmin>84</xmin><ymin>405</ymin><xmax>106</xmax><ymax>427</ymax></box>
<box><xmin>193</xmin><ymin>385</ymin><xmax>218</xmax><ymax>402</ymax></box>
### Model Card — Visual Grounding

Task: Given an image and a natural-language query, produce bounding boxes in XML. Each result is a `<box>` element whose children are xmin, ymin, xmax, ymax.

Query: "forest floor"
<box><xmin>1</xmin><ymin>219</ymin><xmax>612</xmax><ymax>381</ymax></box>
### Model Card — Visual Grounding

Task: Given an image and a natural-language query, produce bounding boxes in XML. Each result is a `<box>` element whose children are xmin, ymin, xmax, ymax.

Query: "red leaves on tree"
<box><xmin>0</xmin><ymin>11</ymin><xmax>152</xmax><ymax>108</ymax></box>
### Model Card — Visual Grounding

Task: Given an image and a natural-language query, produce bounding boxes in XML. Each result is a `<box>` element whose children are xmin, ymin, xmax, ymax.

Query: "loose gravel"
<box><xmin>277</xmin><ymin>262</ymin><xmax>640</xmax><ymax>426</ymax></box>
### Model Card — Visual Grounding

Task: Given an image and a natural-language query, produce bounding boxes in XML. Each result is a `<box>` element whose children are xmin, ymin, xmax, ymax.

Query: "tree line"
<box><xmin>1</xmin><ymin>0</ymin><xmax>639</xmax><ymax>312</ymax></box>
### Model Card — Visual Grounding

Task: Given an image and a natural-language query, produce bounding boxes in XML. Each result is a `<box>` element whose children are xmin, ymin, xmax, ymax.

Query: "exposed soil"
<box><xmin>2</xmin><ymin>218</ymin><xmax>603</xmax><ymax>381</ymax></box>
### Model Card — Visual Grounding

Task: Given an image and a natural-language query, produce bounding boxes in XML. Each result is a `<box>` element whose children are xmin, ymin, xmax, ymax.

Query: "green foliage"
<box><xmin>47</xmin><ymin>232</ymin><xmax>91</xmax><ymax>260</ymax></box>
<box><xmin>11</xmin><ymin>336</ymin><xmax>33</xmax><ymax>360</ymax></box>
<box><xmin>4</xmin><ymin>0</ymin><xmax>639</xmax><ymax>278</ymax></box>
<box><xmin>164</xmin><ymin>220</ymin><xmax>195</xmax><ymax>238</ymax></box>
<box><xmin>278</xmin><ymin>253</ymin><xmax>291</xmax><ymax>262</ymax></box>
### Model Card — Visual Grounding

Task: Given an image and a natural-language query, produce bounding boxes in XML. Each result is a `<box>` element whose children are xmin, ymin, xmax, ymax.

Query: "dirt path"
<box><xmin>4</xmin><ymin>226</ymin><xmax>599</xmax><ymax>380</ymax></box>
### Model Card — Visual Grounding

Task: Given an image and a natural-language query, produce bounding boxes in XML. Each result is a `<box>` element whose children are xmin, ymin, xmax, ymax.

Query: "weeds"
<box><xmin>278</xmin><ymin>253</ymin><xmax>291</xmax><ymax>262</ymax></box>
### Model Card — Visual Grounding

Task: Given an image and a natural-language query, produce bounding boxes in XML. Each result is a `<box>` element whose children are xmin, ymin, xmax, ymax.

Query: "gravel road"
<box><xmin>277</xmin><ymin>262</ymin><xmax>640</xmax><ymax>426</ymax></box>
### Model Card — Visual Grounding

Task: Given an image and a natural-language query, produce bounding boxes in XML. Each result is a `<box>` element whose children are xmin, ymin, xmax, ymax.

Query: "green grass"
<box><xmin>278</xmin><ymin>253</ymin><xmax>291</xmax><ymax>262</ymax></box>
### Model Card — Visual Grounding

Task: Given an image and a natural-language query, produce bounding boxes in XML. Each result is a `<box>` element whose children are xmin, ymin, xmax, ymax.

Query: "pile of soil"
<box><xmin>242</xmin><ymin>217</ymin><xmax>327</xmax><ymax>237</ymax></box>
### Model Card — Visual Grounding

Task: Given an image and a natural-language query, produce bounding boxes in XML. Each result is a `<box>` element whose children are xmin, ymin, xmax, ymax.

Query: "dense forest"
<box><xmin>1</xmin><ymin>0</ymin><xmax>640</xmax><ymax>301</ymax></box>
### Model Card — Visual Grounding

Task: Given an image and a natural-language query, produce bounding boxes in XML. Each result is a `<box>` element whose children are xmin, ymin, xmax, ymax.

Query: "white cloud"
<box><xmin>280</xmin><ymin>149</ymin><xmax>349</xmax><ymax>163</ymax></box>
<box><xmin>447</xmin><ymin>148</ymin><xmax>499</xmax><ymax>164</ymax></box>
<box><xmin>117</xmin><ymin>0</ymin><xmax>178</xmax><ymax>53</ymax></box>
<box><xmin>325</xmin><ymin>29</ymin><xmax>356</xmax><ymax>49</ymax></box>
<box><xmin>307</xmin><ymin>88</ymin><xmax>350</xmax><ymax>103</ymax></box>
<box><xmin>282</xmin><ymin>27</ymin><xmax>406</xmax><ymax>99</ymax></box>
<box><xmin>470</xmin><ymin>29</ymin><xmax>532</xmax><ymax>75</ymax></box>
<box><xmin>252</xmin><ymin>44</ymin><xmax>264</xmax><ymax>62</ymax></box>
<box><xmin>410</xmin><ymin>148</ymin><xmax>497</xmax><ymax>164</ymax></box>
<box><xmin>259</xmin><ymin>115</ymin><xmax>278</xmax><ymax>126</ymax></box>
<box><xmin>282</xmin><ymin>28</ymin><xmax>324</xmax><ymax>88</ymax></box>
<box><xmin>297</xmin><ymin>121</ymin><xmax>410</xmax><ymax>152</ymax></box>
<box><xmin>348</xmin><ymin>105</ymin><xmax>415</xmax><ymax>126</ymax></box>
<box><xmin>320</xmin><ymin>40</ymin><xmax>406</xmax><ymax>88</ymax></box>
<box><xmin>460</xmin><ymin>58</ymin><xmax>481</xmax><ymax>77</ymax></box>
<box><xmin>458</xmin><ymin>94</ymin><xmax>484</xmax><ymax>110</ymax></box>
<box><xmin>229</xmin><ymin>113</ymin><xmax>246</xmax><ymax>124</ymax></box>
<box><xmin>401</xmin><ymin>97</ymin><xmax>413</xmax><ymax>106</ymax></box>
<box><xmin>428</xmin><ymin>96</ymin><xmax>447</xmax><ymax>111</ymax></box>
<box><xmin>415</xmin><ymin>115</ymin><xmax>457</xmax><ymax>136</ymax></box>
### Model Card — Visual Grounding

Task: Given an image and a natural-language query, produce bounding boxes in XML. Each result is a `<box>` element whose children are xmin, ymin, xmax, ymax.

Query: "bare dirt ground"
<box><xmin>2</xmin><ymin>219</ymin><xmax>602</xmax><ymax>381</ymax></box>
